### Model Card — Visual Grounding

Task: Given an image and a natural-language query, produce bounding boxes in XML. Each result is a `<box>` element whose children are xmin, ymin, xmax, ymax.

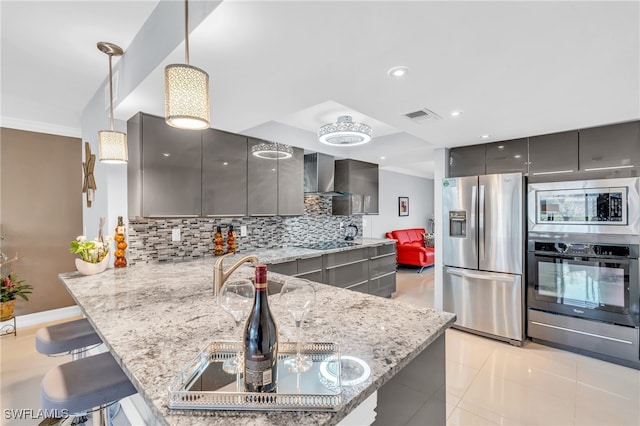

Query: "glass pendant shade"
<box><xmin>164</xmin><ymin>64</ymin><xmax>210</xmax><ymax>130</ymax></box>
<box><xmin>98</xmin><ymin>130</ymin><xmax>128</xmax><ymax>164</ymax></box>
<box><xmin>318</xmin><ymin>115</ymin><xmax>372</xmax><ymax>146</ymax></box>
<box><xmin>251</xmin><ymin>142</ymin><xmax>293</xmax><ymax>160</ymax></box>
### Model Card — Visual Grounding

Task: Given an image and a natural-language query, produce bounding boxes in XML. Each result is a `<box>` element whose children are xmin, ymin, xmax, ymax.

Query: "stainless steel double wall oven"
<box><xmin>527</xmin><ymin>177</ymin><xmax>640</xmax><ymax>368</ymax></box>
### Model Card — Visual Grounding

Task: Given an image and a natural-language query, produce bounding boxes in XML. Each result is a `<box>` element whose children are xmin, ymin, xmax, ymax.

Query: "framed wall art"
<box><xmin>398</xmin><ymin>196</ymin><xmax>409</xmax><ymax>216</ymax></box>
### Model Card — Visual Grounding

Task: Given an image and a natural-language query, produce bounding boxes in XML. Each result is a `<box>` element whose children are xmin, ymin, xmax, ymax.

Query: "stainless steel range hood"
<box><xmin>304</xmin><ymin>153</ymin><xmax>343</xmax><ymax>196</ymax></box>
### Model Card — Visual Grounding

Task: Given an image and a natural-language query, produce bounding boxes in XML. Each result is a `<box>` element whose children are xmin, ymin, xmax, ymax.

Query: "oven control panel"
<box><xmin>532</xmin><ymin>241</ymin><xmax>631</xmax><ymax>258</ymax></box>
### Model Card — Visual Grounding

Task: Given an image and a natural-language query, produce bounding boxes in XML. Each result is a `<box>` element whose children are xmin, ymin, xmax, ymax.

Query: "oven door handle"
<box><xmin>446</xmin><ymin>267</ymin><xmax>518</xmax><ymax>283</ymax></box>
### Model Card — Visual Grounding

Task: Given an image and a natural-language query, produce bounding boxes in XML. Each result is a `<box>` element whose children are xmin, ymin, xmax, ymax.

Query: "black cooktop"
<box><xmin>296</xmin><ymin>241</ymin><xmax>362</xmax><ymax>251</ymax></box>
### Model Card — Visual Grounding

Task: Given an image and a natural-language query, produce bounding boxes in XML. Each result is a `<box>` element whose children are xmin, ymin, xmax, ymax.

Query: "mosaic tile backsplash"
<box><xmin>127</xmin><ymin>195</ymin><xmax>363</xmax><ymax>264</ymax></box>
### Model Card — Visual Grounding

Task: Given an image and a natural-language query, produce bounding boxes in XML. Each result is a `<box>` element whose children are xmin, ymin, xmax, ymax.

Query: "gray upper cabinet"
<box><xmin>333</xmin><ymin>159</ymin><xmax>379</xmax><ymax>215</ymax></box>
<box><xmin>579</xmin><ymin>121</ymin><xmax>640</xmax><ymax>171</ymax></box>
<box><xmin>202</xmin><ymin>129</ymin><xmax>247</xmax><ymax>217</ymax></box>
<box><xmin>485</xmin><ymin>138</ymin><xmax>528</xmax><ymax>175</ymax></box>
<box><xmin>529</xmin><ymin>131</ymin><xmax>578</xmax><ymax>176</ymax></box>
<box><xmin>277</xmin><ymin>145</ymin><xmax>304</xmax><ymax>216</ymax></box>
<box><xmin>129</xmin><ymin>113</ymin><xmax>202</xmax><ymax>217</ymax></box>
<box><xmin>247</xmin><ymin>138</ymin><xmax>278</xmax><ymax>216</ymax></box>
<box><xmin>449</xmin><ymin>145</ymin><xmax>486</xmax><ymax>177</ymax></box>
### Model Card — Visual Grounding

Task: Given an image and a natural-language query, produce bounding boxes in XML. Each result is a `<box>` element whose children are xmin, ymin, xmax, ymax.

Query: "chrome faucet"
<box><xmin>213</xmin><ymin>253</ymin><xmax>259</xmax><ymax>297</ymax></box>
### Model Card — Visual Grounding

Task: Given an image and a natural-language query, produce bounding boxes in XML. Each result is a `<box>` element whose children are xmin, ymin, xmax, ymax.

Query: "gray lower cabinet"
<box><xmin>266</xmin><ymin>244</ymin><xmax>396</xmax><ymax>297</ymax></box>
<box><xmin>277</xmin><ymin>145</ymin><xmax>304</xmax><ymax>216</ymax></box>
<box><xmin>485</xmin><ymin>138</ymin><xmax>528</xmax><ymax>175</ymax></box>
<box><xmin>368</xmin><ymin>244</ymin><xmax>396</xmax><ymax>297</ymax></box>
<box><xmin>247</xmin><ymin>138</ymin><xmax>278</xmax><ymax>216</ymax></box>
<box><xmin>449</xmin><ymin>145</ymin><xmax>486</xmax><ymax>177</ymax></box>
<box><xmin>202</xmin><ymin>129</ymin><xmax>247</xmax><ymax>217</ymax></box>
<box><xmin>529</xmin><ymin>131</ymin><xmax>579</xmax><ymax>176</ymax></box>
<box><xmin>579</xmin><ymin>121</ymin><xmax>640</xmax><ymax>171</ymax></box>
<box><xmin>129</xmin><ymin>112</ymin><xmax>202</xmax><ymax>217</ymax></box>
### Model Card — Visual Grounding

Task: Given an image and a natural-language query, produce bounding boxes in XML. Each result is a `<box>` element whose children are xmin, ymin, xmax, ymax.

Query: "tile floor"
<box><xmin>2</xmin><ymin>269</ymin><xmax>639</xmax><ymax>426</ymax></box>
<box><xmin>393</xmin><ymin>266</ymin><xmax>640</xmax><ymax>426</ymax></box>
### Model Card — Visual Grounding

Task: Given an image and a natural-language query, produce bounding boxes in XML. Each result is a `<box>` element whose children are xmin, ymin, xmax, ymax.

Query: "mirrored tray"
<box><xmin>168</xmin><ymin>341</ymin><xmax>343</xmax><ymax>411</ymax></box>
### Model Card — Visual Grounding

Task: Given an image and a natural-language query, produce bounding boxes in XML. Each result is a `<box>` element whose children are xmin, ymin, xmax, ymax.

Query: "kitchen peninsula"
<box><xmin>59</xmin><ymin>240</ymin><xmax>455</xmax><ymax>425</ymax></box>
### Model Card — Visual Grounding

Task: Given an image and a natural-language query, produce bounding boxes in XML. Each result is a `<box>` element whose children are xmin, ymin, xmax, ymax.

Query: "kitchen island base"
<box><xmin>373</xmin><ymin>333</ymin><xmax>445</xmax><ymax>425</ymax></box>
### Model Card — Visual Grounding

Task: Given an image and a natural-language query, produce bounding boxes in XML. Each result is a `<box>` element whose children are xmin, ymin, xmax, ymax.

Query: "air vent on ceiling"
<box><xmin>404</xmin><ymin>108</ymin><xmax>442</xmax><ymax>123</ymax></box>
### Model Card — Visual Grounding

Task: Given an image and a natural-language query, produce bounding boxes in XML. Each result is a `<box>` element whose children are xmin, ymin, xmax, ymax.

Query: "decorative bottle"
<box><xmin>227</xmin><ymin>225</ymin><xmax>237</xmax><ymax>254</ymax></box>
<box><xmin>213</xmin><ymin>226</ymin><xmax>225</xmax><ymax>256</ymax></box>
<box><xmin>243</xmin><ymin>265</ymin><xmax>278</xmax><ymax>393</ymax></box>
<box><xmin>113</xmin><ymin>216</ymin><xmax>127</xmax><ymax>268</ymax></box>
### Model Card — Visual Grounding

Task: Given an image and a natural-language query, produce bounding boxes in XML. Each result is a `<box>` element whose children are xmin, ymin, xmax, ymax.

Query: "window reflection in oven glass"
<box><xmin>538</xmin><ymin>261</ymin><xmax>625</xmax><ymax>309</ymax></box>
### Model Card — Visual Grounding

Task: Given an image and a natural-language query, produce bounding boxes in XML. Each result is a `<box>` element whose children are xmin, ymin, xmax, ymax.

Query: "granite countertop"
<box><xmin>224</xmin><ymin>237</ymin><xmax>396</xmax><ymax>266</ymax></box>
<box><xmin>59</xmin><ymin>240</ymin><xmax>454</xmax><ymax>426</ymax></box>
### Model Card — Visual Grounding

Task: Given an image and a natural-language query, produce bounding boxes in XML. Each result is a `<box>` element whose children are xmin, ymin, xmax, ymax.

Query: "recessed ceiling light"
<box><xmin>387</xmin><ymin>66</ymin><xmax>408</xmax><ymax>78</ymax></box>
<box><xmin>514</xmin><ymin>154</ymin><xmax>522</xmax><ymax>159</ymax></box>
<box><xmin>451</xmin><ymin>111</ymin><xmax>463</xmax><ymax>117</ymax></box>
<box><xmin>223</xmin><ymin>162</ymin><xmax>228</xmax><ymax>166</ymax></box>
<box><xmin>498</xmin><ymin>145</ymin><xmax>504</xmax><ymax>149</ymax></box>
<box><xmin>380</xmin><ymin>156</ymin><xmax>386</xmax><ymax>160</ymax></box>
<box><xmin>163</xmin><ymin>153</ymin><xmax>171</xmax><ymax>157</ymax></box>
<box><xmin>481</xmin><ymin>134</ymin><xmax>490</xmax><ymax>139</ymax></box>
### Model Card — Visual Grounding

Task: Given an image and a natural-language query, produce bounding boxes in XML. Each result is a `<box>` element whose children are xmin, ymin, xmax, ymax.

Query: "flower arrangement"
<box><xmin>70</xmin><ymin>236</ymin><xmax>112</xmax><ymax>263</ymax></box>
<box><xmin>1</xmin><ymin>274</ymin><xmax>33</xmax><ymax>303</ymax></box>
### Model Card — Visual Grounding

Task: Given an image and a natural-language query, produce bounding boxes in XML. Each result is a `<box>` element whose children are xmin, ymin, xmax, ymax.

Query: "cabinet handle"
<box><xmin>346</xmin><ymin>280</ymin><xmax>369</xmax><ymax>289</ymax></box>
<box><xmin>206</xmin><ymin>214</ymin><xmax>245</xmax><ymax>217</ymax></box>
<box><xmin>292</xmin><ymin>269</ymin><xmax>322</xmax><ymax>277</ymax></box>
<box><xmin>148</xmin><ymin>215</ymin><xmax>198</xmax><ymax>218</ymax></box>
<box><xmin>370</xmin><ymin>253</ymin><xmax>395</xmax><ymax>260</ymax></box>
<box><xmin>324</xmin><ymin>258</ymin><xmax>368</xmax><ymax>270</ymax></box>
<box><xmin>370</xmin><ymin>271</ymin><xmax>396</xmax><ymax>280</ymax></box>
<box><xmin>250</xmin><ymin>214</ymin><xmax>276</xmax><ymax>217</ymax></box>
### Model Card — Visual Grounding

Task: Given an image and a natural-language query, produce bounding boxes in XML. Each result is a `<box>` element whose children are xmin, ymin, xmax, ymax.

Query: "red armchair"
<box><xmin>385</xmin><ymin>228</ymin><xmax>435</xmax><ymax>273</ymax></box>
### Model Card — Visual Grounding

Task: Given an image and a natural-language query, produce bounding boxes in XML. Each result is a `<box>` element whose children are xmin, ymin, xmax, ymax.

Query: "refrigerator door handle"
<box><xmin>446</xmin><ymin>267</ymin><xmax>517</xmax><ymax>283</ymax></box>
<box><xmin>478</xmin><ymin>184</ymin><xmax>485</xmax><ymax>262</ymax></box>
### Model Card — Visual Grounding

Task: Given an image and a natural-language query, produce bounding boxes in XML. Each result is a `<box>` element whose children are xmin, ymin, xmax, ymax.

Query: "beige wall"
<box><xmin>1</xmin><ymin>128</ymin><xmax>82</xmax><ymax>315</ymax></box>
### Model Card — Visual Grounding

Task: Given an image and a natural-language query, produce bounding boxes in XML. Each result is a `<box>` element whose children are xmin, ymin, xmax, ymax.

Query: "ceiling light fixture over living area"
<box><xmin>318</xmin><ymin>115</ymin><xmax>372</xmax><ymax>146</ymax></box>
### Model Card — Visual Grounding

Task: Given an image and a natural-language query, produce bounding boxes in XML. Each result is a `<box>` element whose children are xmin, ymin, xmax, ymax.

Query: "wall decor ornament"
<box><xmin>82</xmin><ymin>142</ymin><xmax>97</xmax><ymax>207</ymax></box>
<box><xmin>399</xmin><ymin>196</ymin><xmax>409</xmax><ymax>217</ymax></box>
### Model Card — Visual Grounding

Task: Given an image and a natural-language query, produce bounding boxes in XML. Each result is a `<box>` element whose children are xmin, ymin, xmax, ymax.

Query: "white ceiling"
<box><xmin>2</xmin><ymin>1</ymin><xmax>639</xmax><ymax>179</ymax></box>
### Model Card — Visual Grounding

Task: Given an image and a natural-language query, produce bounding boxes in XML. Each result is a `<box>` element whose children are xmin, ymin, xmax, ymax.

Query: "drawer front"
<box><xmin>297</xmin><ymin>256</ymin><xmax>322</xmax><ymax>274</ymax></box>
<box><xmin>295</xmin><ymin>269</ymin><xmax>323</xmax><ymax>283</ymax></box>
<box><xmin>324</xmin><ymin>261</ymin><xmax>368</xmax><ymax>288</ymax></box>
<box><xmin>346</xmin><ymin>281</ymin><xmax>369</xmax><ymax>294</ymax></box>
<box><xmin>267</xmin><ymin>260</ymin><xmax>297</xmax><ymax>276</ymax></box>
<box><xmin>324</xmin><ymin>248</ymin><xmax>369</xmax><ymax>268</ymax></box>
<box><xmin>369</xmin><ymin>253</ymin><xmax>396</xmax><ymax>278</ymax></box>
<box><xmin>369</xmin><ymin>272</ymin><xmax>396</xmax><ymax>297</ymax></box>
<box><xmin>370</xmin><ymin>243</ymin><xmax>395</xmax><ymax>258</ymax></box>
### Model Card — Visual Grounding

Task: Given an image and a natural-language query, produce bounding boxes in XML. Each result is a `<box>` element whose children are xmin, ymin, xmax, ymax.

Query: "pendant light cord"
<box><xmin>108</xmin><ymin>53</ymin><xmax>115</xmax><ymax>131</ymax></box>
<box><xmin>184</xmin><ymin>0</ymin><xmax>190</xmax><ymax>65</ymax></box>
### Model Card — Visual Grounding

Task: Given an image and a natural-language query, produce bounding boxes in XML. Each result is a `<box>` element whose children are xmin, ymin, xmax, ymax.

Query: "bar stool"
<box><xmin>35</xmin><ymin>318</ymin><xmax>102</xmax><ymax>360</ymax></box>
<box><xmin>41</xmin><ymin>351</ymin><xmax>137</xmax><ymax>426</ymax></box>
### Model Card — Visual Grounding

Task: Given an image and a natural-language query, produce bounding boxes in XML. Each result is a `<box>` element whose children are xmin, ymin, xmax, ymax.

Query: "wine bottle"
<box><xmin>243</xmin><ymin>264</ymin><xmax>278</xmax><ymax>392</ymax></box>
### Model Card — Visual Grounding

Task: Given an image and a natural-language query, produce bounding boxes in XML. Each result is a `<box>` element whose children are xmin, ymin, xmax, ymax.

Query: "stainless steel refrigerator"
<box><xmin>442</xmin><ymin>172</ymin><xmax>524</xmax><ymax>344</ymax></box>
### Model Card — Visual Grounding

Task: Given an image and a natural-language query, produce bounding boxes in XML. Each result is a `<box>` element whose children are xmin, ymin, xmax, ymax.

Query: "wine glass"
<box><xmin>219</xmin><ymin>279</ymin><xmax>255</xmax><ymax>374</ymax></box>
<box><xmin>279</xmin><ymin>278</ymin><xmax>316</xmax><ymax>372</ymax></box>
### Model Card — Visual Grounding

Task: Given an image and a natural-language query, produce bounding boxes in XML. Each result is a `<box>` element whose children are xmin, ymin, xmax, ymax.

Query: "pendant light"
<box><xmin>97</xmin><ymin>42</ymin><xmax>128</xmax><ymax>164</ymax></box>
<box><xmin>164</xmin><ymin>0</ymin><xmax>210</xmax><ymax>130</ymax></box>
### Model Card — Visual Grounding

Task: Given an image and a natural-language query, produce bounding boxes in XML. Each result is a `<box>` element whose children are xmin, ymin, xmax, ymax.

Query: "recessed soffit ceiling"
<box><xmin>2</xmin><ymin>1</ymin><xmax>639</xmax><ymax>179</ymax></box>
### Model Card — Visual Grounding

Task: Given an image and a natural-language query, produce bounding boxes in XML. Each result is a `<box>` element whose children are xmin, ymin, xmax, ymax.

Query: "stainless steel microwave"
<box><xmin>528</xmin><ymin>177</ymin><xmax>640</xmax><ymax>235</ymax></box>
